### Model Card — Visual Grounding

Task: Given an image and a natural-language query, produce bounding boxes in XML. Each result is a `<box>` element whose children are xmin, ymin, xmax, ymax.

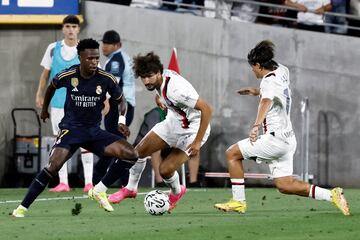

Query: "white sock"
<box><xmin>163</xmin><ymin>171</ymin><xmax>181</xmax><ymax>195</ymax></box>
<box><xmin>94</xmin><ymin>181</ymin><xmax>108</xmax><ymax>193</ymax></box>
<box><xmin>58</xmin><ymin>162</ymin><xmax>68</xmax><ymax>185</ymax></box>
<box><xmin>231</xmin><ymin>178</ymin><xmax>245</xmax><ymax>202</ymax></box>
<box><xmin>125</xmin><ymin>158</ymin><xmax>147</xmax><ymax>191</ymax></box>
<box><xmin>309</xmin><ymin>185</ymin><xmax>332</xmax><ymax>202</ymax></box>
<box><xmin>81</xmin><ymin>148</ymin><xmax>93</xmax><ymax>185</ymax></box>
<box><xmin>18</xmin><ymin>205</ymin><xmax>27</xmax><ymax>210</ymax></box>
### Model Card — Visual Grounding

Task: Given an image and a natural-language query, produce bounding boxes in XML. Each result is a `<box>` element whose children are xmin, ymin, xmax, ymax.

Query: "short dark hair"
<box><xmin>102</xmin><ymin>30</ymin><xmax>121</xmax><ymax>44</ymax></box>
<box><xmin>62</xmin><ymin>15</ymin><xmax>80</xmax><ymax>25</ymax></box>
<box><xmin>77</xmin><ymin>38</ymin><xmax>99</xmax><ymax>54</ymax></box>
<box><xmin>247</xmin><ymin>40</ymin><xmax>278</xmax><ymax>70</ymax></box>
<box><xmin>133</xmin><ymin>52</ymin><xmax>164</xmax><ymax>78</ymax></box>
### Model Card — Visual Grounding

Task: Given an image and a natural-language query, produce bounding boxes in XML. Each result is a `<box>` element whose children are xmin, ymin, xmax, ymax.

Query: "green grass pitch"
<box><xmin>1</xmin><ymin>188</ymin><xmax>359</xmax><ymax>240</ymax></box>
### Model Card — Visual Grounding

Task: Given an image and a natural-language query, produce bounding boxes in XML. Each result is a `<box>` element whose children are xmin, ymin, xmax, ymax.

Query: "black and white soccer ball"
<box><xmin>144</xmin><ymin>190</ymin><xmax>170</xmax><ymax>215</ymax></box>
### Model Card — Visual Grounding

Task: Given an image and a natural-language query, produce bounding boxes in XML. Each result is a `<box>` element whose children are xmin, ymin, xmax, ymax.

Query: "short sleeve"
<box><xmin>170</xmin><ymin>79</ymin><xmax>199</xmax><ymax>108</ymax></box>
<box><xmin>260</xmin><ymin>78</ymin><xmax>275</xmax><ymax>100</ymax></box>
<box><xmin>40</xmin><ymin>43</ymin><xmax>55</xmax><ymax>70</ymax></box>
<box><xmin>107</xmin><ymin>76</ymin><xmax>123</xmax><ymax>100</ymax></box>
<box><xmin>52</xmin><ymin>73</ymin><xmax>65</xmax><ymax>89</ymax></box>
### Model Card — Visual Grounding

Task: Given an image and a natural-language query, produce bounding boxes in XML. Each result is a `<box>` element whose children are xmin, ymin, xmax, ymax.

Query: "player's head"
<box><xmin>247</xmin><ymin>40</ymin><xmax>278</xmax><ymax>78</ymax></box>
<box><xmin>77</xmin><ymin>39</ymin><xmax>100</xmax><ymax>75</ymax></box>
<box><xmin>62</xmin><ymin>15</ymin><xmax>80</xmax><ymax>41</ymax></box>
<box><xmin>133</xmin><ymin>52</ymin><xmax>164</xmax><ymax>91</ymax></box>
<box><xmin>101</xmin><ymin>30</ymin><xmax>122</xmax><ymax>57</ymax></box>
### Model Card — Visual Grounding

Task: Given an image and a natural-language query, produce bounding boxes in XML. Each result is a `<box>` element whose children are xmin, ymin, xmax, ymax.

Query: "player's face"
<box><xmin>141</xmin><ymin>72</ymin><xmax>162</xmax><ymax>91</ymax></box>
<box><xmin>62</xmin><ymin>24</ymin><xmax>80</xmax><ymax>41</ymax></box>
<box><xmin>102</xmin><ymin>43</ymin><xmax>120</xmax><ymax>57</ymax></box>
<box><xmin>250</xmin><ymin>63</ymin><xmax>263</xmax><ymax>79</ymax></box>
<box><xmin>79</xmin><ymin>49</ymin><xmax>100</xmax><ymax>75</ymax></box>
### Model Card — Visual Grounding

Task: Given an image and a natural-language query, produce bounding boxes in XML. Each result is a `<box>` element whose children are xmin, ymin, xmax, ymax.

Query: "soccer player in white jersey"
<box><xmin>215</xmin><ymin>40</ymin><xmax>350</xmax><ymax>216</ymax></box>
<box><xmin>93</xmin><ymin>52</ymin><xmax>212</xmax><ymax>211</ymax></box>
<box><xmin>35</xmin><ymin>15</ymin><xmax>94</xmax><ymax>193</ymax></box>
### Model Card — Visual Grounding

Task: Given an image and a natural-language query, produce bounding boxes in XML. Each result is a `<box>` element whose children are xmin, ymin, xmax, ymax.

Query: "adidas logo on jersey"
<box><xmin>72</xmin><ymin>87</ymin><xmax>78</xmax><ymax>92</ymax></box>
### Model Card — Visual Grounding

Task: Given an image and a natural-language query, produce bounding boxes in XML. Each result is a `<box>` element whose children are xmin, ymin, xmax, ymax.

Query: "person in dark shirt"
<box><xmin>12</xmin><ymin>39</ymin><xmax>138</xmax><ymax>217</ymax></box>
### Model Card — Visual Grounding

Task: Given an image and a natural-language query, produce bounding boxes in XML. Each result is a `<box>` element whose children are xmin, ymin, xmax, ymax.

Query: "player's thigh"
<box><xmin>226</xmin><ymin>143</ymin><xmax>244</xmax><ymax>160</ymax></box>
<box><xmin>135</xmin><ymin>131</ymin><xmax>169</xmax><ymax>158</ymax></box>
<box><xmin>50</xmin><ymin>107</ymin><xmax>64</xmax><ymax>135</ymax></box>
<box><xmin>104</xmin><ymin>139</ymin><xmax>138</xmax><ymax>160</ymax></box>
<box><xmin>47</xmin><ymin>147</ymin><xmax>72</xmax><ymax>173</ymax></box>
<box><xmin>159</xmin><ymin>148</ymin><xmax>189</xmax><ymax>177</ymax></box>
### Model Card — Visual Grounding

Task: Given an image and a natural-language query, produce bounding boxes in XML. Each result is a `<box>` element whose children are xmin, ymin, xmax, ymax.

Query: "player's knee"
<box><xmin>159</xmin><ymin>165</ymin><xmax>173</xmax><ymax>179</ymax></box>
<box><xmin>47</xmin><ymin>158</ymin><xmax>63</xmax><ymax>174</ymax></box>
<box><xmin>275</xmin><ymin>181</ymin><xmax>292</xmax><ymax>194</ymax></box>
<box><xmin>225</xmin><ymin>146</ymin><xmax>240</xmax><ymax>162</ymax></box>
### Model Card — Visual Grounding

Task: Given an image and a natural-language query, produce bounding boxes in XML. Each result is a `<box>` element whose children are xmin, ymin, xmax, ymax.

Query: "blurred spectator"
<box><xmin>285</xmin><ymin>0</ymin><xmax>332</xmax><ymax>32</ymax></box>
<box><xmin>257</xmin><ymin>0</ymin><xmax>290</xmax><ymax>26</ymax></box>
<box><xmin>160</xmin><ymin>0</ymin><xmax>178</xmax><ymax>11</ymax></box>
<box><xmin>325</xmin><ymin>0</ymin><xmax>348</xmax><ymax>34</ymax></box>
<box><xmin>204</xmin><ymin>0</ymin><xmax>259</xmax><ymax>21</ymax></box>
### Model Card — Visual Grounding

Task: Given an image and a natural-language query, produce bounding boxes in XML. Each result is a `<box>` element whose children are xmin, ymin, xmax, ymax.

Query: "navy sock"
<box><xmin>21</xmin><ymin>168</ymin><xmax>53</xmax><ymax>208</ymax></box>
<box><xmin>101</xmin><ymin>159</ymin><xmax>134</xmax><ymax>187</ymax></box>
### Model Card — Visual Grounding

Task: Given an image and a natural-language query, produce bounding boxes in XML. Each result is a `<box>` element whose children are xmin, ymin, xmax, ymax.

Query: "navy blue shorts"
<box><xmin>54</xmin><ymin>126</ymin><xmax>122</xmax><ymax>157</ymax></box>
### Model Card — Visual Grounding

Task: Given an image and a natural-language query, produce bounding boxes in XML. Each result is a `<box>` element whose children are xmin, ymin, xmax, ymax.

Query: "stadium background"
<box><xmin>0</xmin><ymin>0</ymin><xmax>359</xmax><ymax>188</ymax></box>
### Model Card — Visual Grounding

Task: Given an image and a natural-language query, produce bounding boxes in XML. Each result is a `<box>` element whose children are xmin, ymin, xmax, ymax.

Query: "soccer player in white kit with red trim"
<box><xmin>215</xmin><ymin>40</ymin><xmax>350</xmax><ymax>216</ymax></box>
<box><xmin>104</xmin><ymin>52</ymin><xmax>212</xmax><ymax>211</ymax></box>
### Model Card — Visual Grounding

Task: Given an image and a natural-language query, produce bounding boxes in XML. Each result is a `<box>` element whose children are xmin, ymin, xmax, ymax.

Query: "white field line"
<box><xmin>0</xmin><ymin>189</ymin><xmax>208</xmax><ymax>205</ymax></box>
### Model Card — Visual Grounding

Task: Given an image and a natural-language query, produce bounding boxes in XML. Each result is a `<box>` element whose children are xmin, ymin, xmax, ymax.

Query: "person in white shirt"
<box><xmin>285</xmin><ymin>0</ymin><xmax>332</xmax><ymax>32</ymax></box>
<box><xmin>93</xmin><ymin>52</ymin><xmax>212</xmax><ymax>212</ymax></box>
<box><xmin>35</xmin><ymin>15</ymin><xmax>94</xmax><ymax>193</ymax></box>
<box><xmin>215</xmin><ymin>40</ymin><xmax>350</xmax><ymax>216</ymax></box>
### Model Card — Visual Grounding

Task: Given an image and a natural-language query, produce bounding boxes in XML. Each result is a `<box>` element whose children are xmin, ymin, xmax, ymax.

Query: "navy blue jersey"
<box><xmin>105</xmin><ymin>51</ymin><xmax>125</xmax><ymax>88</ymax></box>
<box><xmin>52</xmin><ymin>65</ymin><xmax>123</xmax><ymax>128</ymax></box>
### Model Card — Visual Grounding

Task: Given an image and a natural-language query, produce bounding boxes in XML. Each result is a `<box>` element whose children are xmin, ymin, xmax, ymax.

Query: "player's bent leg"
<box><xmin>104</xmin><ymin>139</ymin><xmax>138</xmax><ymax>161</ymax></box>
<box><xmin>215</xmin><ymin>143</ymin><xmax>247</xmax><ymax>213</ymax></box>
<box><xmin>159</xmin><ymin>149</ymin><xmax>188</xmax><ymax>212</ymax></box>
<box><xmin>274</xmin><ymin>176</ymin><xmax>310</xmax><ymax>197</ymax></box>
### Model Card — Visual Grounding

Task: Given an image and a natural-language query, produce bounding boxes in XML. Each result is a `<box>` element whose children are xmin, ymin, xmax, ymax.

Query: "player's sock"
<box><xmin>231</xmin><ymin>178</ymin><xmax>246</xmax><ymax>202</ymax></box>
<box><xmin>309</xmin><ymin>184</ymin><xmax>332</xmax><ymax>201</ymax></box>
<box><xmin>125</xmin><ymin>158</ymin><xmax>146</xmax><ymax>191</ymax></box>
<box><xmin>163</xmin><ymin>171</ymin><xmax>181</xmax><ymax>195</ymax></box>
<box><xmin>81</xmin><ymin>148</ymin><xmax>93</xmax><ymax>185</ymax></box>
<box><xmin>93</xmin><ymin>181</ymin><xmax>108</xmax><ymax>193</ymax></box>
<box><xmin>21</xmin><ymin>168</ymin><xmax>54</xmax><ymax>208</ymax></box>
<box><xmin>58</xmin><ymin>162</ymin><xmax>69</xmax><ymax>185</ymax></box>
<box><xmin>101</xmin><ymin>158</ymin><xmax>130</xmax><ymax>187</ymax></box>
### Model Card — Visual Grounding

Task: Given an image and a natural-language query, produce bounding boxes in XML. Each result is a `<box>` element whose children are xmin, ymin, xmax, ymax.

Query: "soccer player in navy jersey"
<box><xmin>12</xmin><ymin>39</ymin><xmax>138</xmax><ymax>217</ymax></box>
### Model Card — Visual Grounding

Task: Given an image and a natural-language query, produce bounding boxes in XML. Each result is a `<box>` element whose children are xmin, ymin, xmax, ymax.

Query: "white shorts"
<box><xmin>237</xmin><ymin>131</ymin><xmax>297</xmax><ymax>178</ymax></box>
<box><xmin>151</xmin><ymin>118</ymin><xmax>211</xmax><ymax>156</ymax></box>
<box><xmin>50</xmin><ymin>107</ymin><xmax>64</xmax><ymax>135</ymax></box>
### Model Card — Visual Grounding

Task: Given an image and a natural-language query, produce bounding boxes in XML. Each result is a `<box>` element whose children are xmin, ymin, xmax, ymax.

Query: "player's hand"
<box><xmin>297</xmin><ymin>4</ymin><xmax>307</xmax><ymax>12</ymax></box>
<box><xmin>237</xmin><ymin>87</ymin><xmax>258</xmax><ymax>96</ymax></box>
<box><xmin>36</xmin><ymin>95</ymin><xmax>44</xmax><ymax>109</ymax></box>
<box><xmin>314</xmin><ymin>7</ymin><xmax>324</xmax><ymax>15</ymax></box>
<box><xmin>118</xmin><ymin>123</ymin><xmax>130</xmax><ymax>138</ymax></box>
<box><xmin>40</xmin><ymin>110</ymin><xmax>50</xmax><ymax>123</ymax></box>
<box><xmin>249</xmin><ymin>125</ymin><xmax>260</xmax><ymax>145</ymax></box>
<box><xmin>155</xmin><ymin>95</ymin><xmax>167</xmax><ymax>110</ymax></box>
<box><xmin>186</xmin><ymin>141</ymin><xmax>201</xmax><ymax>157</ymax></box>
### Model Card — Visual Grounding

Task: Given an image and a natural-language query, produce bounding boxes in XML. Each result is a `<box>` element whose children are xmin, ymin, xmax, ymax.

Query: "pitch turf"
<box><xmin>1</xmin><ymin>188</ymin><xmax>359</xmax><ymax>240</ymax></box>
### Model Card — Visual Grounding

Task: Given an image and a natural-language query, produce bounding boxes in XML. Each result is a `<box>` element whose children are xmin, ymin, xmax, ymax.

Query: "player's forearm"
<box><xmin>253</xmin><ymin>98</ymin><xmax>272</xmax><ymax>126</ymax></box>
<box><xmin>194</xmin><ymin>102</ymin><xmax>213</xmax><ymax>143</ymax></box>
<box><xmin>36</xmin><ymin>72</ymin><xmax>49</xmax><ymax>96</ymax></box>
<box><xmin>42</xmin><ymin>84</ymin><xmax>56</xmax><ymax>111</ymax></box>
<box><xmin>117</xmin><ymin>94</ymin><xmax>127</xmax><ymax>116</ymax></box>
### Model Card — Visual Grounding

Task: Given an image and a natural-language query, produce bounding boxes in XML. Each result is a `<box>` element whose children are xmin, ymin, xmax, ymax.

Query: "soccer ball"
<box><xmin>144</xmin><ymin>190</ymin><xmax>170</xmax><ymax>215</ymax></box>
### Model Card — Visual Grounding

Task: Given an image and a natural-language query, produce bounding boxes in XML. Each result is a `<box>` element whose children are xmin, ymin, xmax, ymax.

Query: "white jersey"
<box><xmin>260</xmin><ymin>64</ymin><xmax>293</xmax><ymax>133</ymax></box>
<box><xmin>157</xmin><ymin>69</ymin><xmax>201</xmax><ymax>129</ymax></box>
<box><xmin>294</xmin><ymin>0</ymin><xmax>330</xmax><ymax>25</ymax></box>
<box><xmin>40</xmin><ymin>40</ymin><xmax>78</xmax><ymax>70</ymax></box>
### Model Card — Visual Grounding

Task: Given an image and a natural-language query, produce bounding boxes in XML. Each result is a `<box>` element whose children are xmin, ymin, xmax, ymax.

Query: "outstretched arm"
<box><xmin>186</xmin><ymin>98</ymin><xmax>213</xmax><ymax>156</ymax></box>
<box><xmin>237</xmin><ymin>87</ymin><xmax>260</xmax><ymax>96</ymax></box>
<box><xmin>116</xmin><ymin>94</ymin><xmax>130</xmax><ymax>137</ymax></box>
<box><xmin>40</xmin><ymin>83</ymin><xmax>56</xmax><ymax>122</ymax></box>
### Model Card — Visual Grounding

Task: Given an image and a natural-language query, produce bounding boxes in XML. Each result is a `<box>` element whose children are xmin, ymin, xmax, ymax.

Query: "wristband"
<box><xmin>118</xmin><ymin>115</ymin><xmax>126</xmax><ymax>125</ymax></box>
